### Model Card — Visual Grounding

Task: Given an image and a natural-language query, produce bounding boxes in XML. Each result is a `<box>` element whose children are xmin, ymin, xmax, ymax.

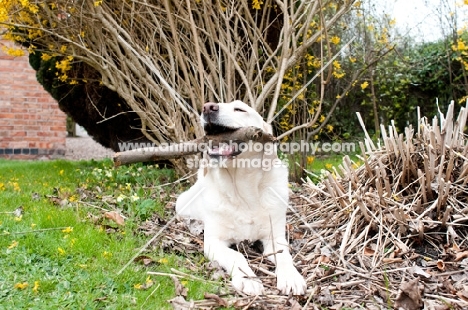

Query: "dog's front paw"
<box><xmin>232</xmin><ymin>275</ymin><xmax>264</xmax><ymax>295</ymax></box>
<box><xmin>277</xmin><ymin>266</ymin><xmax>307</xmax><ymax>295</ymax></box>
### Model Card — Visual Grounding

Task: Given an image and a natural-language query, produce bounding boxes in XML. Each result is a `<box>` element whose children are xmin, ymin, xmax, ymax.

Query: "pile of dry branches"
<box><xmin>143</xmin><ymin>102</ymin><xmax>468</xmax><ymax>309</ymax></box>
<box><xmin>291</xmin><ymin>101</ymin><xmax>468</xmax><ymax>308</ymax></box>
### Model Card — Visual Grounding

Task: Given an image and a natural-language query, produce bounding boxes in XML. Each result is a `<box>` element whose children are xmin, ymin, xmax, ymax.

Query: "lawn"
<box><xmin>0</xmin><ymin>155</ymin><xmax>352</xmax><ymax>309</ymax></box>
<box><xmin>0</xmin><ymin>159</ymin><xmax>216</xmax><ymax>309</ymax></box>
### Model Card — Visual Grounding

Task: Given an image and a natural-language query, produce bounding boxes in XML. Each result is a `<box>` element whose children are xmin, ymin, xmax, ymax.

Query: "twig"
<box><xmin>0</xmin><ymin>227</ymin><xmax>71</xmax><ymax>236</ymax></box>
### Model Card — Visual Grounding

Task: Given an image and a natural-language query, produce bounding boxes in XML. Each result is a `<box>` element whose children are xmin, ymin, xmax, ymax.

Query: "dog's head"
<box><xmin>201</xmin><ymin>100</ymin><xmax>271</xmax><ymax>135</ymax></box>
<box><xmin>201</xmin><ymin>100</ymin><xmax>273</xmax><ymax>159</ymax></box>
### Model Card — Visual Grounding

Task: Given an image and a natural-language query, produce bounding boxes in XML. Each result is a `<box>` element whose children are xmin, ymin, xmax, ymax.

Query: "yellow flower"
<box><xmin>14</xmin><ymin>282</ymin><xmax>28</xmax><ymax>290</ymax></box>
<box><xmin>56</xmin><ymin>60</ymin><xmax>71</xmax><ymax>73</ymax></box>
<box><xmin>145</xmin><ymin>276</ymin><xmax>153</xmax><ymax>286</ymax></box>
<box><xmin>3</xmin><ymin>47</ymin><xmax>25</xmax><ymax>57</ymax></box>
<box><xmin>333</xmin><ymin>71</ymin><xmax>345</xmax><ymax>79</ymax></box>
<box><xmin>158</xmin><ymin>257</ymin><xmax>168</xmax><ymax>264</ymax></box>
<box><xmin>349</xmin><ymin>56</ymin><xmax>356</xmax><ymax>63</ymax></box>
<box><xmin>29</xmin><ymin>4</ymin><xmax>39</xmax><ymax>14</ymax></box>
<box><xmin>330</xmin><ymin>36</ymin><xmax>340</xmax><ymax>45</ymax></box>
<box><xmin>332</xmin><ymin>60</ymin><xmax>341</xmax><ymax>69</ymax></box>
<box><xmin>102</xmin><ymin>251</ymin><xmax>112</xmax><ymax>258</ymax></box>
<box><xmin>252</xmin><ymin>0</ymin><xmax>263</xmax><ymax>10</ymax></box>
<box><xmin>94</xmin><ymin>0</ymin><xmax>103</xmax><ymax>6</ymax></box>
<box><xmin>307</xmin><ymin>156</ymin><xmax>315</xmax><ymax>164</ymax></box>
<box><xmin>58</xmin><ymin>247</ymin><xmax>66</xmax><ymax>255</ymax></box>
<box><xmin>8</xmin><ymin>240</ymin><xmax>19</xmax><ymax>249</ymax></box>
<box><xmin>33</xmin><ymin>281</ymin><xmax>40</xmax><ymax>293</ymax></box>
<box><xmin>62</xmin><ymin>227</ymin><xmax>73</xmax><ymax>233</ymax></box>
<box><xmin>361</xmin><ymin>81</ymin><xmax>369</xmax><ymax>90</ymax></box>
<box><xmin>41</xmin><ymin>53</ymin><xmax>52</xmax><ymax>61</ymax></box>
<box><xmin>326</xmin><ymin>124</ymin><xmax>334</xmax><ymax>132</ymax></box>
<box><xmin>325</xmin><ymin>163</ymin><xmax>333</xmax><ymax>170</ymax></box>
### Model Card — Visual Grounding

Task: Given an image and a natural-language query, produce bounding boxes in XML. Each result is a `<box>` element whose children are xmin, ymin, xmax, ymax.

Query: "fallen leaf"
<box><xmin>312</xmin><ymin>255</ymin><xmax>331</xmax><ymax>264</ymax></box>
<box><xmin>364</xmin><ymin>247</ymin><xmax>375</xmax><ymax>256</ymax></box>
<box><xmin>456</xmin><ymin>290</ymin><xmax>468</xmax><ymax>302</ymax></box>
<box><xmin>394</xmin><ymin>278</ymin><xmax>423</xmax><ymax>310</ymax></box>
<box><xmin>442</xmin><ymin>278</ymin><xmax>456</xmax><ymax>294</ymax></box>
<box><xmin>168</xmin><ymin>296</ymin><xmax>194</xmax><ymax>310</ymax></box>
<box><xmin>204</xmin><ymin>293</ymin><xmax>228</xmax><ymax>307</ymax></box>
<box><xmin>454</xmin><ymin>251</ymin><xmax>468</xmax><ymax>262</ymax></box>
<box><xmin>133</xmin><ymin>255</ymin><xmax>155</xmax><ymax>267</ymax></box>
<box><xmin>104</xmin><ymin>211</ymin><xmax>125</xmax><ymax>226</ymax></box>
<box><xmin>410</xmin><ymin>266</ymin><xmax>431</xmax><ymax>279</ymax></box>
<box><xmin>171</xmin><ymin>276</ymin><xmax>188</xmax><ymax>297</ymax></box>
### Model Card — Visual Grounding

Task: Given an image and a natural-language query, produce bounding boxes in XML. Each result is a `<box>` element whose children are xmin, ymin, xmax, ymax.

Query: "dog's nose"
<box><xmin>203</xmin><ymin>102</ymin><xmax>219</xmax><ymax>114</ymax></box>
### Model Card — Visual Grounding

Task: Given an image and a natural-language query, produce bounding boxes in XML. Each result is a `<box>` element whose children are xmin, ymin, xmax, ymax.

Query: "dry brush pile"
<box><xmin>140</xmin><ymin>102</ymin><xmax>468</xmax><ymax>309</ymax></box>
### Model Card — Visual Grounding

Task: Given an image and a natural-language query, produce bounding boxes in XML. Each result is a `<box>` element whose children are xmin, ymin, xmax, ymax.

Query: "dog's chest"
<box><xmin>209</xmin><ymin>196</ymin><xmax>274</xmax><ymax>241</ymax></box>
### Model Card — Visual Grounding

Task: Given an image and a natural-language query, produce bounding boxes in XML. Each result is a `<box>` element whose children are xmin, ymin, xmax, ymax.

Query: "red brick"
<box><xmin>24</xmin><ymin>125</ymin><xmax>40</xmax><ymax>131</ymax></box>
<box><xmin>10</xmin><ymin>108</ymin><xmax>28</xmax><ymax>113</ymax></box>
<box><xmin>12</xmin><ymin>131</ymin><xmax>26</xmax><ymax>137</ymax></box>
<box><xmin>0</xmin><ymin>113</ymin><xmax>15</xmax><ymax>118</ymax></box>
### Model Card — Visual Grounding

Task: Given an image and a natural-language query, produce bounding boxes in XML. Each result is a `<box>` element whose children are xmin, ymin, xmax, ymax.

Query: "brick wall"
<box><xmin>0</xmin><ymin>39</ymin><xmax>67</xmax><ymax>159</ymax></box>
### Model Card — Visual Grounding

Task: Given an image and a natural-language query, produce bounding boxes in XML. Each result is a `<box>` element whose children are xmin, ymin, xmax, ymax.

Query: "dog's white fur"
<box><xmin>176</xmin><ymin>100</ymin><xmax>306</xmax><ymax>295</ymax></box>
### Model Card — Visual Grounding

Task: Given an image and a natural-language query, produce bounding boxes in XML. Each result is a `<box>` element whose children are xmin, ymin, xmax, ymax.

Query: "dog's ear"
<box><xmin>262</xmin><ymin>122</ymin><xmax>273</xmax><ymax>134</ymax></box>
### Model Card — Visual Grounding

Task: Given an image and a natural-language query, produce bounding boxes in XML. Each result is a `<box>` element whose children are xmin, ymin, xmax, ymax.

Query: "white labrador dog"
<box><xmin>176</xmin><ymin>100</ymin><xmax>306</xmax><ymax>295</ymax></box>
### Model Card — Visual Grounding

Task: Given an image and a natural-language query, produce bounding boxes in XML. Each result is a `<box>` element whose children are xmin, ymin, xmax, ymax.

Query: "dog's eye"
<box><xmin>234</xmin><ymin>108</ymin><xmax>246</xmax><ymax>112</ymax></box>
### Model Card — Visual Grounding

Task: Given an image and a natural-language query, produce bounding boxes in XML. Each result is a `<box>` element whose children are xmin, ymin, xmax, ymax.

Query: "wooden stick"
<box><xmin>113</xmin><ymin>126</ymin><xmax>276</xmax><ymax>166</ymax></box>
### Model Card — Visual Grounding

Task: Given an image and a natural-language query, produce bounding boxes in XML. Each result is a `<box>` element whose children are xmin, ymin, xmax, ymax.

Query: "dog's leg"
<box><xmin>262</xmin><ymin>237</ymin><xmax>307</xmax><ymax>295</ymax></box>
<box><xmin>204</xmin><ymin>236</ymin><xmax>264</xmax><ymax>295</ymax></box>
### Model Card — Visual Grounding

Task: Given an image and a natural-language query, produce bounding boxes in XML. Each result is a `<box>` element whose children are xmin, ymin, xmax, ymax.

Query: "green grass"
<box><xmin>0</xmin><ymin>160</ymin><xmax>216</xmax><ymax>309</ymax></box>
<box><xmin>286</xmin><ymin>152</ymin><xmax>361</xmax><ymax>183</ymax></box>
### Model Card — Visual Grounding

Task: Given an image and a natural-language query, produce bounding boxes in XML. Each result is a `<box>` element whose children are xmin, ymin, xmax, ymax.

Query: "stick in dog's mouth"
<box><xmin>207</xmin><ymin>140</ymin><xmax>244</xmax><ymax>158</ymax></box>
<box><xmin>204</xmin><ymin>123</ymin><xmax>244</xmax><ymax>158</ymax></box>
